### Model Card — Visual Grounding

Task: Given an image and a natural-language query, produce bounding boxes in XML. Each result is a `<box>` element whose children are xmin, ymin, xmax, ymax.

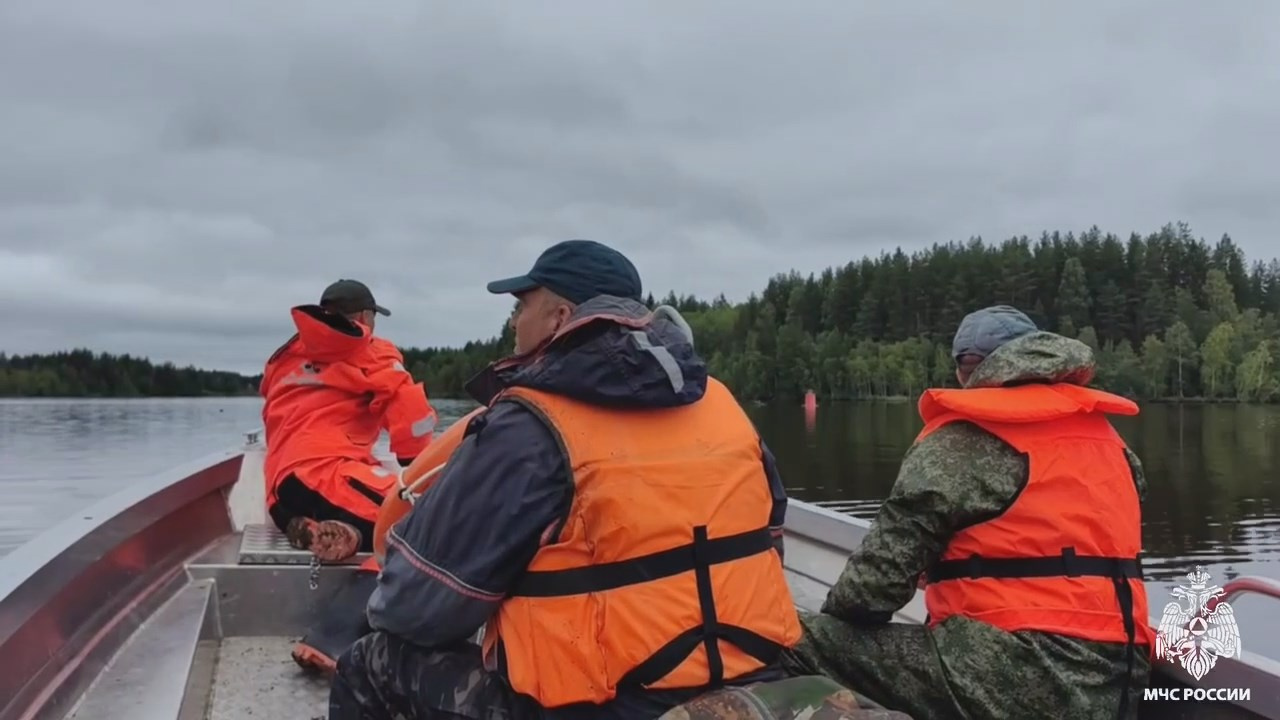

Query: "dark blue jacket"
<box><xmin>367</xmin><ymin>295</ymin><xmax>790</xmax><ymax>719</ymax></box>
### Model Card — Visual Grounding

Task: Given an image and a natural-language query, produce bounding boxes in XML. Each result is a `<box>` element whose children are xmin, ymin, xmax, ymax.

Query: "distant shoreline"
<box><xmin>2</xmin><ymin>391</ymin><xmax>1273</xmax><ymax>406</ymax></box>
<box><xmin>7</xmin><ymin>223</ymin><xmax>1280</xmax><ymax>405</ymax></box>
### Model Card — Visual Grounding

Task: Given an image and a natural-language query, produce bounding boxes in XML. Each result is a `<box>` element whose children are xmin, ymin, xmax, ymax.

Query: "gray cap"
<box><xmin>952</xmin><ymin>305</ymin><xmax>1037</xmax><ymax>360</ymax></box>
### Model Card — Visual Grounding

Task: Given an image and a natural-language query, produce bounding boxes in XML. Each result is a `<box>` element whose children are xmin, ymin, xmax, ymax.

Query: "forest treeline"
<box><xmin>5</xmin><ymin>223</ymin><xmax>1279</xmax><ymax>403</ymax></box>
<box><xmin>0</xmin><ymin>350</ymin><xmax>260</xmax><ymax>397</ymax></box>
<box><xmin>404</xmin><ymin>223</ymin><xmax>1280</xmax><ymax>403</ymax></box>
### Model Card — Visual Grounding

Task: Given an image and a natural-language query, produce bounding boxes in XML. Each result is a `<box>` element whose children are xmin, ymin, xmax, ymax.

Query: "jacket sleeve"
<box><xmin>1124</xmin><ymin>447</ymin><xmax>1148</xmax><ymax>503</ymax></box>
<box><xmin>760</xmin><ymin>439</ymin><xmax>788</xmax><ymax>559</ymax></box>
<box><xmin>365</xmin><ymin>345</ymin><xmax>438</xmax><ymax>462</ymax></box>
<box><xmin>820</xmin><ymin>422</ymin><xmax>1027</xmax><ymax>624</ymax></box>
<box><xmin>365</xmin><ymin>401</ymin><xmax>572</xmax><ymax>648</ymax></box>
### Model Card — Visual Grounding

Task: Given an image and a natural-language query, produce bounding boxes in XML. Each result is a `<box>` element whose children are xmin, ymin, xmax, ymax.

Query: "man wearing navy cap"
<box><xmin>782</xmin><ymin>306</ymin><xmax>1154</xmax><ymax>719</ymax></box>
<box><xmin>484</xmin><ymin>238</ymin><xmax>645</xmax><ymax>355</ymax></box>
<box><xmin>330</xmin><ymin>240</ymin><xmax>806</xmax><ymax>720</ymax></box>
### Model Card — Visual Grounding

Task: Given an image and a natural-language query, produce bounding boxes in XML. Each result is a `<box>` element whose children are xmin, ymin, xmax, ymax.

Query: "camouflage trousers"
<box><xmin>780</xmin><ymin>611</ymin><xmax>1149</xmax><ymax>720</ymax></box>
<box><xmin>328</xmin><ymin>631</ymin><xmax>542</xmax><ymax>720</ymax></box>
<box><xmin>657</xmin><ymin>675</ymin><xmax>913</xmax><ymax>720</ymax></box>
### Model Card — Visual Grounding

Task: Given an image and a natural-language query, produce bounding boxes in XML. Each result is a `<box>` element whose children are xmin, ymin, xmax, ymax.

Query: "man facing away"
<box><xmin>260</xmin><ymin>279</ymin><xmax>438</xmax><ymax>671</ymax></box>
<box><xmin>782</xmin><ymin>305</ymin><xmax>1155</xmax><ymax>720</ymax></box>
<box><xmin>329</xmin><ymin>240</ymin><xmax>803</xmax><ymax>720</ymax></box>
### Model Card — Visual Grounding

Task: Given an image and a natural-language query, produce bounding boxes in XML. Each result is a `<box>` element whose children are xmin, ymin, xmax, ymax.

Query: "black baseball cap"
<box><xmin>486</xmin><ymin>239</ymin><xmax>642</xmax><ymax>305</ymax></box>
<box><xmin>320</xmin><ymin>279</ymin><xmax>390</xmax><ymax>316</ymax></box>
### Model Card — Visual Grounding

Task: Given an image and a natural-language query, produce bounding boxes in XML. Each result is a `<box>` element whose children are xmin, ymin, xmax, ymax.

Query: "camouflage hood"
<box><xmin>964</xmin><ymin>331</ymin><xmax>1096</xmax><ymax>389</ymax></box>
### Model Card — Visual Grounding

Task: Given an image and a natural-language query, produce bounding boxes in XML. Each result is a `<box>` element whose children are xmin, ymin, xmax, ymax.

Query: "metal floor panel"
<box><xmin>208</xmin><ymin>637</ymin><xmax>330</xmax><ymax>720</ymax></box>
<box><xmin>237</xmin><ymin>522</ymin><xmax>370</xmax><ymax>566</ymax></box>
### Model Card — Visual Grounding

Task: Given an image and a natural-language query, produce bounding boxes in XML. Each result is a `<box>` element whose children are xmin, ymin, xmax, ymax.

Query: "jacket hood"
<box><xmin>284</xmin><ymin>304</ymin><xmax>372</xmax><ymax>363</ymax></box>
<box><xmin>467</xmin><ymin>295</ymin><xmax>708</xmax><ymax>409</ymax></box>
<box><xmin>964</xmin><ymin>331</ymin><xmax>1096</xmax><ymax>389</ymax></box>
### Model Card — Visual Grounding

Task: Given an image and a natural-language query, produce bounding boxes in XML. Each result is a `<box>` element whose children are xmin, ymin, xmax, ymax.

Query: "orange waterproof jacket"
<box><xmin>480</xmin><ymin>378</ymin><xmax>802</xmax><ymax>708</ymax></box>
<box><xmin>261</xmin><ymin>305</ymin><xmax>437</xmax><ymax>522</ymax></box>
<box><xmin>916</xmin><ymin>383</ymin><xmax>1156</xmax><ymax>654</ymax></box>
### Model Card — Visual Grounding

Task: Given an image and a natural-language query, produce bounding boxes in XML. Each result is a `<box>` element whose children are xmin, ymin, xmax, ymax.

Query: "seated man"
<box><xmin>781</xmin><ymin>306</ymin><xmax>1155</xmax><ymax>720</ymax></box>
<box><xmin>330</xmin><ymin>240</ymin><xmax>802</xmax><ymax>720</ymax></box>
<box><xmin>260</xmin><ymin>278</ymin><xmax>437</xmax><ymax>672</ymax></box>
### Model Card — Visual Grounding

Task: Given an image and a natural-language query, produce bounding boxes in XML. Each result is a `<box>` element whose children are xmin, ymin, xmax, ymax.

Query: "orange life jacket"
<box><xmin>480</xmin><ymin>378</ymin><xmax>802</xmax><ymax>708</ymax></box>
<box><xmin>371</xmin><ymin>406</ymin><xmax>485</xmax><ymax>567</ymax></box>
<box><xmin>261</xmin><ymin>305</ymin><xmax>437</xmax><ymax>522</ymax></box>
<box><xmin>916</xmin><ymin>383</ymin><xmax>1156</xmax><ymax>659</ymax></box>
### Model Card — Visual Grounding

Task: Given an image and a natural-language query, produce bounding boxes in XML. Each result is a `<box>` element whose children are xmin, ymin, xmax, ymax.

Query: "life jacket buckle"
<box><xmin>1061</xmin><ymin>546</ymin><xmax>1080</xmax><ymax>577</ymax></box>
<box><xmin>966</xmin><ymin>554</ymin><xmax>982</xmax><ymax>579</ymax></box>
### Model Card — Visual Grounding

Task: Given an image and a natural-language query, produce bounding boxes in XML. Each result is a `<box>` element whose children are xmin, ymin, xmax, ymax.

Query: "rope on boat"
<box><xmin>396</xmin><ymin>461</ymin><xmax>448</xmax><ymax>504</ymax></box>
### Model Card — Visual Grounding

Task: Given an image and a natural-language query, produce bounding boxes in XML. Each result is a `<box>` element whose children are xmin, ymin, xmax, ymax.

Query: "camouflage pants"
<box><xmin>780</xmin><ymin>615</ymin><xmax>964</xmax><ymax>720</ymax></box>
<box><xmin>328</xmin><ymin>631</ymin><xmax>543</xmax><ymax>720</ymax></box>
<box><xmin>657</xmin><ymin>675</ymin><xmax>913</xmax><ymax>720</ymax></box>
<box><xmin>781</xmin><ymin>612</ymin><xmax>1148</xmax><ymax>720</ymax></box>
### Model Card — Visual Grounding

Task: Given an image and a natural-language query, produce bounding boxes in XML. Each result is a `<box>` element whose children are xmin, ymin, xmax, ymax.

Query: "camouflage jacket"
<box><xmin>820</xmin><ymin>332</ymin><xmax>1151</xmax><ymax>716</ymax></box>
<box><xmin>823</xmin><ymin>331</ymin><xmax>1148</xmax><ymax>623</ymax></box>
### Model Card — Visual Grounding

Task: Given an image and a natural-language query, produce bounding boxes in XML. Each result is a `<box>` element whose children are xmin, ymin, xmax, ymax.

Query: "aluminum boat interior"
<box><xmin>1</xmin><ymin>429</ymin><xmax>1278</xmax><ymax>720</ymax></box>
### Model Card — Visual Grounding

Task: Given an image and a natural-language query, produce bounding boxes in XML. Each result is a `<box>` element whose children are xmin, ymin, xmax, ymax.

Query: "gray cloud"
<box><xmin>2</xmin><ymin>0</ymin><xmax>1278</xmax><ymax>374</ymax></box>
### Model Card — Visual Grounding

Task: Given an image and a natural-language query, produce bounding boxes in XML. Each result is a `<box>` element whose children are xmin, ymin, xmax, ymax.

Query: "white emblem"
<box><xmin>1155</xmin><ymin>566</ymin><xmax>1242</xmax><ymax>680</ymax></box>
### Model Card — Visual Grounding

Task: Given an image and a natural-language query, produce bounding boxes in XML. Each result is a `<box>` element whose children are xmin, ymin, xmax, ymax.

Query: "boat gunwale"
<box><xmin>0</xmin><ymin>446</ymin><xmax>245</xmax><ymax>720</ymax></box>
<box><xmin>0</xmin><ymin>447</ymin><xmax>243</xmax><ymax>602</ymax></box>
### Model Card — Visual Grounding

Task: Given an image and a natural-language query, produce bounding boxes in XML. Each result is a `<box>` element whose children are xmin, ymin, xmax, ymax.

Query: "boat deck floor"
<box><xmin>53</xmin><ymin>521</ymin><xmax>906</xmax><ymax>720</ymax></box>
<box><xmin>58</xmin><ymin>523</ymin><xmax>369</xmax><ymax>720</ymax></box>
<box><xmin>56</xmin><ymin>521</ymin><xmax>1272</xmax><ymax>720</ymax></box>
<box><xmin>208</xmin><ymin>637</ymin><xmax>329</xmax><ymax>720</ymax></box>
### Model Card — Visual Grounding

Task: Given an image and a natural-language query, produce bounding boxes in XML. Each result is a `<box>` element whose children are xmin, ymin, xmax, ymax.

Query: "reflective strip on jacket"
<box><xmin>916</xmin><ymin>382</ymin><xmax>1156</xmax><ymax>654</ymax></box>
<box><xmin>261</xmin><ymin>304</ymin><xmax>438</xmax><ymax>521</ymax></box>
<box><xmin>480</xmin><ymin>377</ymin><xmax>802</xmax><ymax>708</ymax></box>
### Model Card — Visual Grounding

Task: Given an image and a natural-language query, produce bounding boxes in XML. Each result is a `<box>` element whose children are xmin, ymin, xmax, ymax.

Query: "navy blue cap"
<box><xmin>486</xmin><ymin>239</ymin><xmax>642</xmax><ymax>305</ymax></box>
<box><xmin>952</xmin><ymin>305</ymin><xmax>1037</xmax><ymax>360</ymax></box>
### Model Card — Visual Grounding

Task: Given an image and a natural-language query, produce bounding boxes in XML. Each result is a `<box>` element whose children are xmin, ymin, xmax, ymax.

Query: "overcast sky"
<box><xmin>2</xmin><ymin>1</ymin><xmax>1278</xmax><ymax>375</ymax></box>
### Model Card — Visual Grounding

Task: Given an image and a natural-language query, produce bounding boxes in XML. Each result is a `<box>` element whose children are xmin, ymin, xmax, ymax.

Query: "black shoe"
<box><xmin>292</xmin><ymin>568</ymin><xmax>378</xmax><ymax>676</ymax></box>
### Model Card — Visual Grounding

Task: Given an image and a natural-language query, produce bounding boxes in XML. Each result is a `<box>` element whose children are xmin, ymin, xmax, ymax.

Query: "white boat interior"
<box><xmin>1</xmin><ymin>429</ymin><xmax>1278</xmax><ymax>719</ymax></box>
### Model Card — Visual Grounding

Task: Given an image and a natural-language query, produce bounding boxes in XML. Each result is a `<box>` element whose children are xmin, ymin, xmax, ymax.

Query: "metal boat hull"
<box><xmin>1</xmin><ymin>433</ymin><xmax>1276</xmax><ymax>719</ymax></box>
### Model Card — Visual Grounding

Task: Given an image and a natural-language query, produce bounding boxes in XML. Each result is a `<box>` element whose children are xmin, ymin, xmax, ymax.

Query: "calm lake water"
<box><xmin>2</xmin><ymin>397</ymin><xmax>1278</xmax><ymax>656</ymax></box>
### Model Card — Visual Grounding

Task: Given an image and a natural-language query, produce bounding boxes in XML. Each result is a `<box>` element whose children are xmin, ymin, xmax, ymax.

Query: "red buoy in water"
<box><xmin>803</xmin><ymin>390</ymin><xmax>817</xmax><ymax>432</ymax></box>
<box><xmin>803</xmin><ymin>390</ymin><xmax>817</xmax><ymax>411</ymax></box>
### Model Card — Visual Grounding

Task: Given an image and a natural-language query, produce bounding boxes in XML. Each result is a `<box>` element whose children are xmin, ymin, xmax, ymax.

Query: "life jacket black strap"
<box><xmin>926</xmin><ymin>547</ymin><xmax>1144</xmax><ymax>583</ymax></box>
<box><xmin>1114</xmin><ymin>575</ymin><xmax>1136</xmax><ymax>720</ymax></box>
<box><xmin>618</xmin><ymin>526</ymin><xmax>786</xmax><ymax>689</ymax></box>
<box><xmin>511</xmin><ymin>525</ymin><xmax>776</xmax><ymax>597</ymax></box>
<box><xmin>618</xmin><ymin>622</ymin><xmax>787</xmax><ymax>689</ymax></box>
<box><xmin>927</xmin><ymin>546</ymin><xmax>1141</xmax><ymax>720</ymax></box>
<box><xmin>512</xmin><ymin>524</ymin><xmax>786</xmax><ymax>689</ymax></box>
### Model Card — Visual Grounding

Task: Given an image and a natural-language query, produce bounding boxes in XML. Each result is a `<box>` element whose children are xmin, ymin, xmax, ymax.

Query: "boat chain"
<box><xmin>308</xmin><ymin>554</ymin><xmax>322</xmax><ymax>590</ymax></box>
